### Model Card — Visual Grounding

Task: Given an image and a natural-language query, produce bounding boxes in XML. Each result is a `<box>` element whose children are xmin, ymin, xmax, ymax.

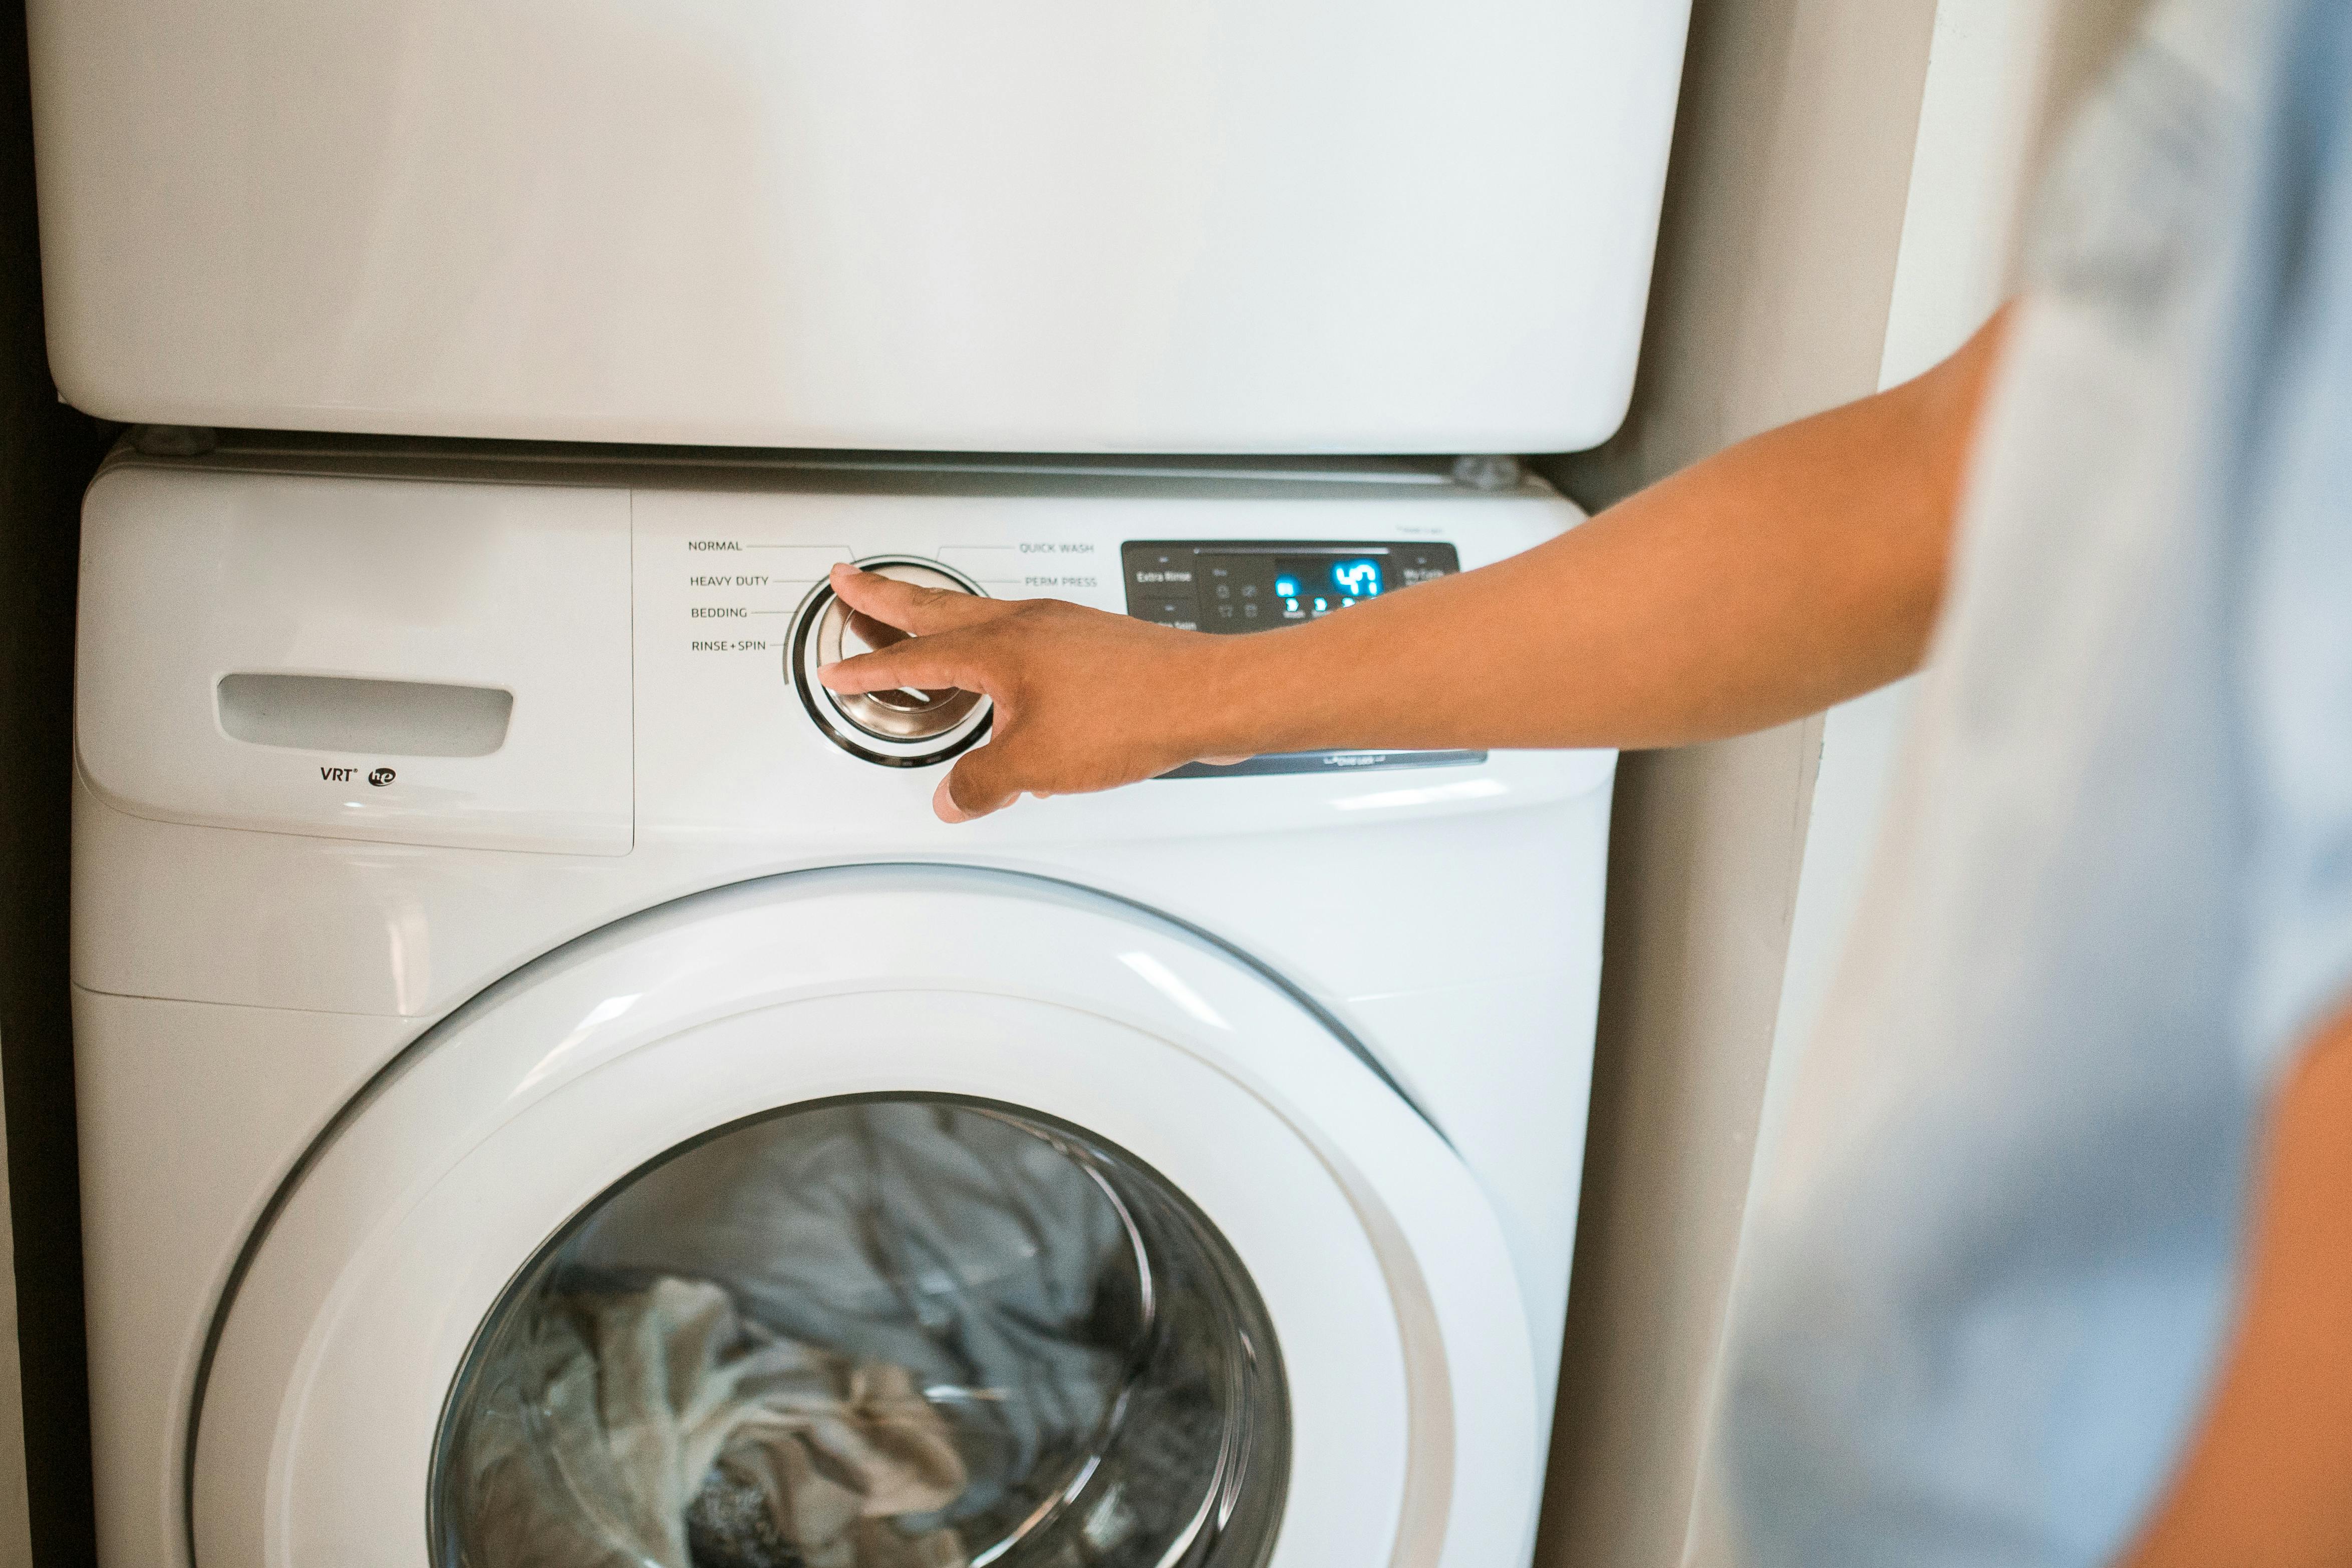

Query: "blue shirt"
<box><xmin>1717</xmin><ymin>2</ymin><xmax>2352</xmax><ymax>1562</ymax></box>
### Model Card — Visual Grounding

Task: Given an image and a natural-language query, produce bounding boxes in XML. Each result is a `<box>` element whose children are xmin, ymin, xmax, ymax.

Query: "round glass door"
<box><xmin>431</xmin><ymin>1096</ymin><xmax>1288</xmax><ymax>1568</ymax></box>
<box><xmin>190</xmin><ymin>873</ymin><xmax>1530</xmax><ymax>1568</ymax></box>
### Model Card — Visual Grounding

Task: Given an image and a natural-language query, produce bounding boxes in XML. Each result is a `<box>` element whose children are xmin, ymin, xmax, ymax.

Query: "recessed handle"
<box><xmin>216</xmin><ymin>673</ymin><xmax>514</xmax><ymax>758</ymax></box>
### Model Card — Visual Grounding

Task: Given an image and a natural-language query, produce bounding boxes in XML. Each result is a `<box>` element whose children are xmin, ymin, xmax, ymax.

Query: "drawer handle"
<box><xmin>216</xmin><ymin>673</ymin><xmax>513</xmax><ymax>759</ymax></box>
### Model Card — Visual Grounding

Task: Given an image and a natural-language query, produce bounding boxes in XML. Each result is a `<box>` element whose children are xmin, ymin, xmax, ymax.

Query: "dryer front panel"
<box><xmin>29</xmin><ymin>2</ymin><xmax>1687</xmax><ymax>451</ymax></box>
<box><xmin>190</xmin><ymin>870</ymin><xmax>1537</xmax><ymax>1568</ymax></box>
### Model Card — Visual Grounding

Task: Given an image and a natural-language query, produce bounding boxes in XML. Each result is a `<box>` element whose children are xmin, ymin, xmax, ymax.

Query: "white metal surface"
<box><xmin>71</xmin><ymin>452</ymin><xmax>1614</xmax><ymax>1568</ymax></box>
<box><xmin>72</xmin><ymin>995</ymin><xmax>410</xmax><ymax>1568</ymax></box>
<box><xmin>27</xmin><ymin>1</ymin><xmax>1688</xmax><ymax>453</ymax></box>
<box><xmin>75</xmin><ymin>468</ymin><xmax>634</xmax><ymax>855</ymax></box>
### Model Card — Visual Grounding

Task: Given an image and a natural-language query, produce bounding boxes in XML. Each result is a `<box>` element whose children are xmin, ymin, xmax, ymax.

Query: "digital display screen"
<box><xmin>1121</xmin><ymin>541</ymin><xmax>1455</xmax><ymax>635</ymax></box>
<box><xmin>1118</xmin><ymin>538</ymin><xmax>1481</xmax><ymax>779</ymax></box>
<box><xmin>1238</xmin><ymin>554</ymin><xmax>1385</xmax><ymax>621</ymax></box>
<box><xmin>1269</xmin><ymin>557</ymin><xmax>1383</xmax><ymax>613</ymax></box>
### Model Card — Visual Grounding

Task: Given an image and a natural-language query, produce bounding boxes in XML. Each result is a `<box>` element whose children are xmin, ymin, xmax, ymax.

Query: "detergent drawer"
<box><xmin>75</xmin><ymin>464</ymin><xmax>634</xmax><ymax>856</ymax></box>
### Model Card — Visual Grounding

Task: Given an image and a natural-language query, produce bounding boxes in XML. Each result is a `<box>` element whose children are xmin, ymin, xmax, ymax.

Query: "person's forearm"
<box><xmin>819</xmin><ymin>309</ymin><xmax>2010</xmax><ymax>819</ymax></box>
<box><xmin>2114</xmin><ymin>994</ymin><xmax>2352</xmax><ymax>1568</ymax></box>
<box><xmin>1189</xmin><ymin>307</ymin><xmax>2009</xmax><ymax>757</ymax></box>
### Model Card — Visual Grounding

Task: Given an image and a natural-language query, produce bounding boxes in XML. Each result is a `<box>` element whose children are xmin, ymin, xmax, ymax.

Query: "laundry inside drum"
<box><xmin>432</xmin><ymin>1098</ymin><xmax>1289</xmax><ymax>1568</ymax></box>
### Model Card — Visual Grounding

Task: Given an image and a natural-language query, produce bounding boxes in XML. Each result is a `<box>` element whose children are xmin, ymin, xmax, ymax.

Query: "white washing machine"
<box><xmin>70</xmin><ymin>438</ymin><xmax>1613</xmax><ymax>1568</ymax></box>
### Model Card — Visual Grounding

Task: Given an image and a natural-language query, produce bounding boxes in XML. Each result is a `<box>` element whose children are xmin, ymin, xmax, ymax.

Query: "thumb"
<box><xmin>935</xmin><ymin>739</ymin><xmax>1024</xmax><ymax>823</ymax></box>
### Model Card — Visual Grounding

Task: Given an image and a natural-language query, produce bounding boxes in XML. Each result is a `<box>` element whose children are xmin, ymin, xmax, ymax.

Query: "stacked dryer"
<box><xmin>29</xmin><ymin>8</ymin><xmax>1691</xmax><ymax>1568</ymax></box>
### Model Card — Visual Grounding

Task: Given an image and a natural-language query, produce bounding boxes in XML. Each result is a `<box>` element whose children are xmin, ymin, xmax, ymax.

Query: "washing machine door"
<box><xmin>190</xmin><ymin>867</ymin><xmax>1536</xmax><ymax>1568</ymax></box>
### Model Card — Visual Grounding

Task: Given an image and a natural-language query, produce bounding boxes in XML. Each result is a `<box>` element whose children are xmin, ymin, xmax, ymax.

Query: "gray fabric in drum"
<box><xmin>433</xmin><ymin>1099</ymin><xmax>1290</xmax><ymax>1568</ymax></box>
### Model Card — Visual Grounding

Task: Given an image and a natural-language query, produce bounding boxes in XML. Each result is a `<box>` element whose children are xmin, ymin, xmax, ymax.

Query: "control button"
<box><xmin>815</xmin><ymin>563</ymin><xmax>981</xmax><ymax>741</ymax></box>
<box><xmin>789</xmin><ymin>558</ymin><xmax>991</xmax><ymax>767</ymax></box>
<box><xmin>1134</xmin><ymin>597</ymin><xmax>1197</xmax><ymax>629</ymax></box>
<box><xmin>1129</xmin><ymin>548</ymin><xmax>1193</xmax><ymax>588</ymax></box>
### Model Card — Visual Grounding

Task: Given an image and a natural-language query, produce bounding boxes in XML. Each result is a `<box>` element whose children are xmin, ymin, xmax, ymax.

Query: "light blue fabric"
<box><xmin>2226</xmin><ymin>3</ymin><xmax>2352</xmax><ymax>1073</ymax></box>
<box><xmin>1715</xmin><ymin>1</ymin><xmax>2352</xmax><ymax>1563</ymax></box>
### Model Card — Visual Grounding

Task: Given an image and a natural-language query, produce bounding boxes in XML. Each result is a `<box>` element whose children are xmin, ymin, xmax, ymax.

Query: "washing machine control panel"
<box><xmin>77</xmin><ymin>453</ymin><xmax>1608</xmax><ymax>883</ymax></box>
<box><xmin>614</xmin><ymin>472</ymin><xmax>1592</xmax><ymax>833</ymax></box>
<box><xmin>1122</xmin><ymin>539</ymin><xmax>1479</xmax><ymax>780</ymax></box>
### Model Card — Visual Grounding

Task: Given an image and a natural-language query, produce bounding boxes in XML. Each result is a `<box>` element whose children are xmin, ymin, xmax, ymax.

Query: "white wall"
<box><xmin>1531</xmin><ymin>2</ymin><xmax>1941</xmax><ymax>1564</ymax></box>
<box><xmin>1758</xmin><ymin>0</ymin><xmax>2153</xmax><ymax>1176</ymax></box>
<box><xmin>1534</xmin><ymin>2</ymin><xmax>2156</xmax><ymax>1562</ymax></box>
<box><xmin>1749</xmin><ymin>0</ymin><xmax>2066</xmax><ymax>1245</ymax></box>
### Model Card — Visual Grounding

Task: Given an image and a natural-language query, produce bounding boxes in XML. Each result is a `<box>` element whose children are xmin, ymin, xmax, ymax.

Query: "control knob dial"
<box><xmin>789</xmin><ymin>558</ymin><xmax>991</xmax><ymax>766</ymax></box>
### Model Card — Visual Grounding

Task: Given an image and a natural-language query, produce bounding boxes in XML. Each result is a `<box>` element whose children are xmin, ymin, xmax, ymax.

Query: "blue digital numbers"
<box><xmin>1331</xmin><ymin>558</ymin><xmax>1383</xmax><ymax>598</ymax></box>
<box><xmin>1268</xmin><ymin>560</ymin><xmax>1383</xmax><ymax>620</ymax></box>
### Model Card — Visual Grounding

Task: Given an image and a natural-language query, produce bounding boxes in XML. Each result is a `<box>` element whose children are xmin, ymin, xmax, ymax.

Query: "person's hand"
<box><xmin>816</xmin><ymin>564</ymin><xmax>1248</xmax><ymax>822</ymax></box>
